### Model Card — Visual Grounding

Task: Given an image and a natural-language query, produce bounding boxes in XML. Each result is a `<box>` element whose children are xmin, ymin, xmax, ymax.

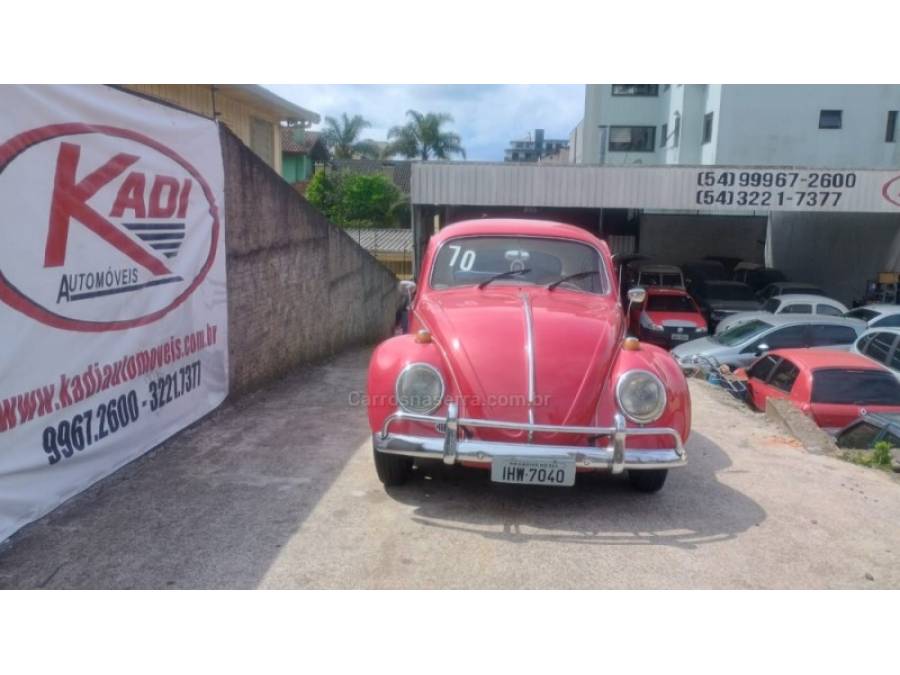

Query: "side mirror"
<box><xmin>399</xmin><ymin>279</ymin><xmax>416</xmax><ymax>302</ymax></box>
<box><xmin>626</xmin><ymin>287</ymin><xmax>646</xmax><ymax>315</ymax></box>
<box><xmin>755</xmin><ymin>342</ymin><xmax>769</xmax><ymax>355</ymax></box>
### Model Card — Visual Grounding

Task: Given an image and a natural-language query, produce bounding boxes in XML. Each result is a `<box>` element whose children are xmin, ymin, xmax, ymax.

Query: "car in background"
<box><xmin>756</xmin><ymin>281</ymin><xmax>825</xmax><ymax>302</ymax></box>
<box><xmin>732</xmin><ymin>262</ymin><xmax>763</xmax><ymax>284</ymax></box>
<box><xmin>636</xmin><ymin>287</ymin><xmax>708</xmax><ymax>348</ymax></box>
<box><xmin>739</xmin><ymin>349</ymin><xmax>900</xmax><ymax>432</ymax></box>
<box><xmin>844</xmin><ymin>303</ymin><xmax>900</xmax><ymax>328</ymax></box>
<box><xmin>671</xmin><ymin>314</ymin><xmax>867</xmax><ymax>369</ymax></box>
<box><xmin>691</xmin><ymin>280</ymin><xmax>761</xmax><ymax>329</ymax></box>
<box><xmin>835</xmin><ymin>412</ymin><xmax>900</xmax><ymax>450</ymax></box>
<box><xmin>714</xmin><ymin>294</ymin><xmax>849</xmax><ymax>335</ymax></box>
<box><xmin>744</xmin><ymin>267</ymin><xmax>788</xmax><ymax>292</ymax></box>
<box><xmin>636</xmin><ymin>263</ymin><xmax>685</xmax><ymax>289</ymax></box>
<box><xmin>682</xmin><ymin>260</ymin><xmax>727</xmax><ymax>294</ymax></box>
<box><xmin>850</xmin><ymin>327</ymin><xmax>900</xmax><ymax>375</ymax></box>
<box><xmin>703</xmin><ymin>256</ymin><xmax>743</xmax><ymax>274</ymax></box>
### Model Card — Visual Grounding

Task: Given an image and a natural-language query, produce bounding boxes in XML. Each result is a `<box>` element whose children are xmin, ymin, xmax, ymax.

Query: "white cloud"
<box><xmin>264</xmin><ymin>84</ymin><xmax>585</xmax><ymax>161</ymax></box>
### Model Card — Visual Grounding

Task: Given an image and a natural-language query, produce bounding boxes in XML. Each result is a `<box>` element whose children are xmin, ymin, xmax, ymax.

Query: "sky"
<box><xmin>264</xmin><ymin>85</ymin><xmax>585</xmax><ymax>161</ymax></box>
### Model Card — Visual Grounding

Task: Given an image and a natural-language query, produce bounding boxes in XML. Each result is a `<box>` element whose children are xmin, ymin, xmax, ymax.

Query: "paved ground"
<box><xmin>1</xmin><ymin>346</ymin><xmax>899</xmax><ymax>589</ymax></box>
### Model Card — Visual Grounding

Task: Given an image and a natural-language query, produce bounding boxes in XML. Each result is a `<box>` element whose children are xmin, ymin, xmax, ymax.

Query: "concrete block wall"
<box><xmin>220</xmin><ymin>125</ymin><xmax>399</xmax><ymax>395</ymax></box>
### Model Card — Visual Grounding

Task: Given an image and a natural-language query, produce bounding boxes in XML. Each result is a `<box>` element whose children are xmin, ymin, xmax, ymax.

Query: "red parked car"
<box><xmin>739</xmin><ymin>348</ymin><xmax>900</xmax><ymax>431</ymax></box>
<box><xmin>367</xmin><ymin>219</ymin><xmax>691</xmax><ymax>493</ymax></box>
<box><xmin>636</xmin><ymin>286</ymin><xmax>708</xmax><ymax>349</ymax></box>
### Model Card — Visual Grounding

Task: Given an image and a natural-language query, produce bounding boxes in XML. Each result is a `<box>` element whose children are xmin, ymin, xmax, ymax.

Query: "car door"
<box><xmin>757</xmin><ymin>357</ymin><xmax>801</xmax><ymax>409</ymax></box>
<box><xmin>809</xmin><ymin>323</ymin><xmax>860</xmax><ymax>349</ymax></box>
<box><xmin>745</xmin><ymin>354</ymin><xmax>781</xmax><ymax>410</ymax></box>
<box><xmin>738</xmin><ymin>324</ymin><xmax>807</xmax><ymax>366</ymax></box>
<box><xmin>815</xmin><ymin>303</ymin><xmax>843</xmax><ymax>317</ymax></box>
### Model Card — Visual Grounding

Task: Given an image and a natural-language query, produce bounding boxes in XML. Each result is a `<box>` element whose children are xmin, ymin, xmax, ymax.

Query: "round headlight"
<box><xmin>615</xmin><ymin>369</ymin><xmax>667</xmax><ymax>424</ymax></box>
<box><xmin>395</xmin><ymin>363</ymin><xmax>444</xmax><ymax>414</ymax></box>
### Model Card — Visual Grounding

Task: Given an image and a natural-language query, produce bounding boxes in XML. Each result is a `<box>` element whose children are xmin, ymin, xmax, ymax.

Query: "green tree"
<box><xmin>321</xmin><ymin>113</ymin><xmax>380</xmax><ymax>159</ymax></box>
<box><xmin>385</xmin><ymin>110</ymin><xmax>466</xmax><ymax>160</ymax></box>
<box><xmin>305</xmin><ymin>170</ymin><xmax>405</xmax><ymax>228</ymax></box>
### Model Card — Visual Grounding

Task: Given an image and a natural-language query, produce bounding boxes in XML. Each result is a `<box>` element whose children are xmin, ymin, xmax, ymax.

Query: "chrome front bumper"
<box><xmin>374</xmin><ymin>404</ymin><xmax>686</xmax><ymax>474</ymax></box>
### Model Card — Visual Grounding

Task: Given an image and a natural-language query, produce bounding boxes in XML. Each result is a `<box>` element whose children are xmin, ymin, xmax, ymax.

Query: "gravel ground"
<box><xmin>1</xmin><ymin>346</ymin><xmax>898</xmax><ymax>589</ymax></box>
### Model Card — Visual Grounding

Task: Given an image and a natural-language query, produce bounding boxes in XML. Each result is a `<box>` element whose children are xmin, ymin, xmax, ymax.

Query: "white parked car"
<box><xmin>637</xmin><ymin>264</ymin><xmax>685</xmax><ymax>289</ymax></box>
<box><xmin>850</xmin><ymin>327</ymin><xmax>900</xmax><ymax>375</ymax></box>
<box><xmin>755</xmin><ymin>281</ymin><xmax>825</xmax><ymax>302</ymax></box>
<box><xmin>844</xmin><ymin>304</ymin><xmax>900</xmax><ymax>328</ymax></box>
<box><xmin>714</xmin><ymin>294</ymin><xmax>849</xmax><ymax>335</ymax></box>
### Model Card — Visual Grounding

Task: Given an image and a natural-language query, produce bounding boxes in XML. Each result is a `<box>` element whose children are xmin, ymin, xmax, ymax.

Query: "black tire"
<box><xmin>628</xmin><ymin>469</ymin><xmax>668</xmax><ymax>493</ymax></box>
<box><xmin>373</xmin><ymin>447</ymin><xmax>412</xmax><ymax>486</ymax></box>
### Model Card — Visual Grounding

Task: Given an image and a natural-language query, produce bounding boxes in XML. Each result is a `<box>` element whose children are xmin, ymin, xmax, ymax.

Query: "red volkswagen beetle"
<box><xmin>367</xmin><ymin>219</ymin><xmax>691</xmax><ymax>493</ymax></box>
<box><xmin>740</xmin><ymin>348</ymin><xmax>900</xmax><ymax>432</ymax></box>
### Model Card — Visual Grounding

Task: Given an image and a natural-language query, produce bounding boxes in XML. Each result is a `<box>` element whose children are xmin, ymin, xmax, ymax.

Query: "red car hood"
<box><xmin>416</xmin><ymin>287</ymin><xmax>623</xmax><ymax>436</ymax></box>
<box><xmin>646</xmin><ymin>310</ymin><xmax>706</xmax><ymax>328</ymax></box>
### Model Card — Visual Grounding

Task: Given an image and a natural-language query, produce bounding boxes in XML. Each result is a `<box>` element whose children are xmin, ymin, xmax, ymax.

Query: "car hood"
<box><xmin>646</xmin><ymin>310</ymin><xmax>706</xmax><ymax>328</ymax></box>
<box><xmin>714</xmin><ymin>311</ymin><xmax>769</xmax><ymax>333</ymax></box>
<box><xmin>416</xmin><ymin>287</ymin><xmax>622</xmax><ymax>432</ymax></box>
<box><xmin>706</xmin><ymin>299</ymin><xmax>762</xmax><ymax>312</ymax></box>
<box><xmin>670</xmin><ymin>335</ymin><xmax>732</xmax><ymax>362</ymax></box>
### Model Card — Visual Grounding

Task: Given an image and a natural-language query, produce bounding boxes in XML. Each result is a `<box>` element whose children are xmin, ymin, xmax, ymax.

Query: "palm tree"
<box><xmin>322</xmin><ymin>113</ymin><xmax>380</xmax><ymax>159</ymax></box>
<box><xmin>385</xmin><ymin>110</ymin><xmax>466</xmax><ymax>160</ymax></box>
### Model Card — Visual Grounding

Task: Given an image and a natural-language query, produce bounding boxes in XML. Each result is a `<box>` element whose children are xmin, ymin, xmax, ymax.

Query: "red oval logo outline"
<box><xmin>883</xmin><ymin>174</ymin><xmax>900</xmax><ymax>208</ymax></box>
<box><xmin>0</xmin><ymin>123</ymin><xmax>221</xmax><ymax>332</ymax></box>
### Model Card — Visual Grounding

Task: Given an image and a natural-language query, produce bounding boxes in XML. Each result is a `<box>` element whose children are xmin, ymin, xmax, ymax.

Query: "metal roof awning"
<box><xmin>411</xmin><ymin>162</ymin><xmax>900</xmax><ymax>214</ymax></box>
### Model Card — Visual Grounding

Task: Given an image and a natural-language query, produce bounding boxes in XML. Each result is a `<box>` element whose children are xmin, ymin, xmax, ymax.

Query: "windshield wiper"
<box><xmin>547</xmin><ymin>270</ymin><xmax>599</xmax><ymax>291</ymax></box>
<box><xmin>477</xmin><ymin>268</ymin><xmax>531</xmax><ymax>289</ymax></box>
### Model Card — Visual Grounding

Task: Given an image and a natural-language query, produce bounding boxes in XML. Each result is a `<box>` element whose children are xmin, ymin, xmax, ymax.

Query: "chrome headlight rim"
<box><xmin>615</xmin><ymin>368</ymin><xmax>667</xmax><ymax>424</ymax></box>
<box><xmin>395</xmin><ymin>362</ymin><xmax>445</xmax><ymax>415</ymax></box>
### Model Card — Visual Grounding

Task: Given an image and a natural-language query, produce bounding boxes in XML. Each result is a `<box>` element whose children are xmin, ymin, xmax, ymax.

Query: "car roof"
<box><xmin>768</xmin><ymin>281</ymin><xmax>821</xmax><ymax>289</ymax></box>
<box><xmin>429</xmin><ymin>219</ymin><xmax>604</xmax><ymax>248</ymax></box>
<box><xmin>703</xmin><ymin>280</ymin><xmax>750</xmax><ymax>287</ymax></box>
<box><xmin>639</xmin><ymin>264</ymin><xmax>681</xmax><ymax>273</ymax></box>
<box><xmin>769</xmin><ymin>348</ymin><xmax>888</xmax><ymax>370</ymax></box>
<box><xmin>854</xmin><ymin>304</ymin><xmax>900</xmax><ymax>315</ymax></box>
<box><xmin>760</xmin><ymin>314</ymin><xmax>865</xmax><ymax>327</ymax></box>
<box><xmin>772</xmin><ymin>294</ymin><xmax>844</xmax><ymax>305</ymax></box>
<box><xmin>646</xmin><ymin>286</ymin><xmax>690</xmax><ymax>297</ymax></box>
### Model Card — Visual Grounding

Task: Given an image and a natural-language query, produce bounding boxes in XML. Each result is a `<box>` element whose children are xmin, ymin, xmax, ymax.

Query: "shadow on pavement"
<box><xmin>387</xmin><ymin>431</ymin><xmax>767</xmax><ymax>550</ymax></box>
<box><xmin>0</xmin><ymin>348</ymin><xmax>374</xmax><ymax>590</ymax></box>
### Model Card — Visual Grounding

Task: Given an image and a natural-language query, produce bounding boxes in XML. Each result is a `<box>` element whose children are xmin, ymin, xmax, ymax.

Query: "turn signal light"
<box><xmin>414</xmin><ymin>329</ymin><xmax>432</xmax><ymax>344</ymax></box>
<box><xmin>622</xmin><ymin>337</ymin><xmax>641</xmax><ymax>351</ymax></box>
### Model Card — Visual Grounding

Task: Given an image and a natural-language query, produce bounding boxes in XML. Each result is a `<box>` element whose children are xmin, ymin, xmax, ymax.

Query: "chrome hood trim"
<box><xmin>521</xmin><ymin>294</ymin><xmax>536</xmax><ymax>441</ymax></box>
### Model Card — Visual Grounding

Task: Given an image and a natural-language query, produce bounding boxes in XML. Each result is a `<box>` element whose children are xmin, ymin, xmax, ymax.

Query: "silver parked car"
<box><xmin>850</xmin><ymin>327</ymin><xmax>900</xmax><ymax>375</ymax></box>
<box><xmin>671</xmin><ymin>314</ymin><xmax>868</xmax><ymax>369</ymax></box>
<box><xmin>714</xmin><ymin>293</ymin><xmax>849</xmax><ymax>335</ymax></box>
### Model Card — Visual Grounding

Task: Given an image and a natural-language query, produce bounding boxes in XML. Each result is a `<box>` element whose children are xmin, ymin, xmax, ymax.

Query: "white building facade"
<box><xmin>571</xmin><ymin>84</ymin><xmax>900</xmax><ymax>168</ymax></box>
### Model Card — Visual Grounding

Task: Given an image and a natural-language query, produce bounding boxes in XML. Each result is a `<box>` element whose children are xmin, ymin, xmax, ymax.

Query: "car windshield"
<box><xmin>705</xmin><ymin>284</ymin><xmax>756</xmax><ymax>301</ymax></box>
<box><xmin>811</xmin><ymin>369</ymin><xmax>900</xmax><ymax>405</ymax></box>
<box><xmin>647</xmin><ymin>295</ymin><xmax>696</xmax><ymax>312</ymax></box>
<box><xmin>845</xmin><ymin>307</ymin><xmax>878</xmax><ymax>322</ymax></box>
<box><xmin>430</xmin><ymin>236</ymin><xmax>605</xmax><ymax>293</ymax></box>
<box><xmin>763</xmin><ymin>298</ymin><xmax>781</xmax><ymax>313</ymax></box>
<box><xmin>713</xmin><ymin>319</ymin><xmax>772</xmax><ymax>346</ymax></box>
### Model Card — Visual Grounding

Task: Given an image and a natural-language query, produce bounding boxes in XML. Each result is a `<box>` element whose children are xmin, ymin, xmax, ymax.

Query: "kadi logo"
<box><xmin>0</xmin><ymin>124</ymin><xmax>220</xmax><ymax>332</ymax></box>
<box><xmin>883</xmin><ymin>174</ymin><xmax>900</xmax><ymax>209</ymax></box>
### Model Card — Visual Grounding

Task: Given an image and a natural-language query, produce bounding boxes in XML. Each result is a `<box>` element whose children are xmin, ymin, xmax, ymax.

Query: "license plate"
<box><xmin>491</xmin><ymin>457</ymin><xmax>576</xmax><ymax>487</ymax></box>
<box><xmin>671</xmin><ymin>333</ymin><xmax>689</xmax><ymax>341</ymax></box>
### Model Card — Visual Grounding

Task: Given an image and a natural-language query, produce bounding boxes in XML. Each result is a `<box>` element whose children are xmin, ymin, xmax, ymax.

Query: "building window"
<box><xmin>702</xmin><ymin>112</ymin><xmax>714</xmax><ymax>144</ymax></box>
<box><xmin>608</xmin><ymin>126</ymin><xmax>655</xmax><ymax>152</ymax></box>
<box><xmin>660</xmin><ymin>123</ymin><xmax>668</xmax><ymax>148</ymax></box>
<box><xmin>887</xmin><ymin>111</ymin><xmax>898</xmax><ymax>142</ymax></box>
<box><xmin>611</xmin><ymin>84</ymin><xmax>659</xmax><ymax>97</ymax></box>
<box><xmin>819</xmin><ymin>109</ymin><xmax>842</xmax><ymax>130</ymax></box>
<box><xmin>249</xmin><ymin>116</ymin><xmax>275</xmax><ymax>165</ymax></box>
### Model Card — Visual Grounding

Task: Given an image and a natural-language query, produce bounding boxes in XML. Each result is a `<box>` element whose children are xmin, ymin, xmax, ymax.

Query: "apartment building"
<box><xmin>570</xmin><ymin>84</ymin><xmax>900</xmax><ymax>168</ymax></box>
<box><xmin>504</xmin><ymin>128</ymin><xmax>569</xmax><ymax>162</ymax></box>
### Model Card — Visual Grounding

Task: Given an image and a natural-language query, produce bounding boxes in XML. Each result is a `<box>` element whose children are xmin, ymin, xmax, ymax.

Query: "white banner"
<box><xmin>0</xmin><ymin>85</ymin><xmax>229</xmax><ymax>542</ymax></box>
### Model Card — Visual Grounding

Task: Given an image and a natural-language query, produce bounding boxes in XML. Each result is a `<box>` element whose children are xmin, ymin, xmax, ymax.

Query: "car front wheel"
<box><xmin>373</xmin><ymin>446</ymin><xmax>412</xmax><ymax>486</ymax></box>
<box><xmin>628</xmin><ymin>469</ymin><xmax>668</xmax><ymax>493</ymax></box>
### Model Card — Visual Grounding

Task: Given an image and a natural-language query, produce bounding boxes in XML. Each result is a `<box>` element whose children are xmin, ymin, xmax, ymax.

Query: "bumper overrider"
<box><xmin>374</xmin><ymin>403</ymin><xmax>686</xmax><ymax>474</ymax></box>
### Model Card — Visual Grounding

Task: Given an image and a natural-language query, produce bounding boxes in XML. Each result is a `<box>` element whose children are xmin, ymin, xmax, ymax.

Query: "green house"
<box><xmin>281</xmin><ymin>128</ymin><xmax>329</xmax><ymax>186</ymax></box>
